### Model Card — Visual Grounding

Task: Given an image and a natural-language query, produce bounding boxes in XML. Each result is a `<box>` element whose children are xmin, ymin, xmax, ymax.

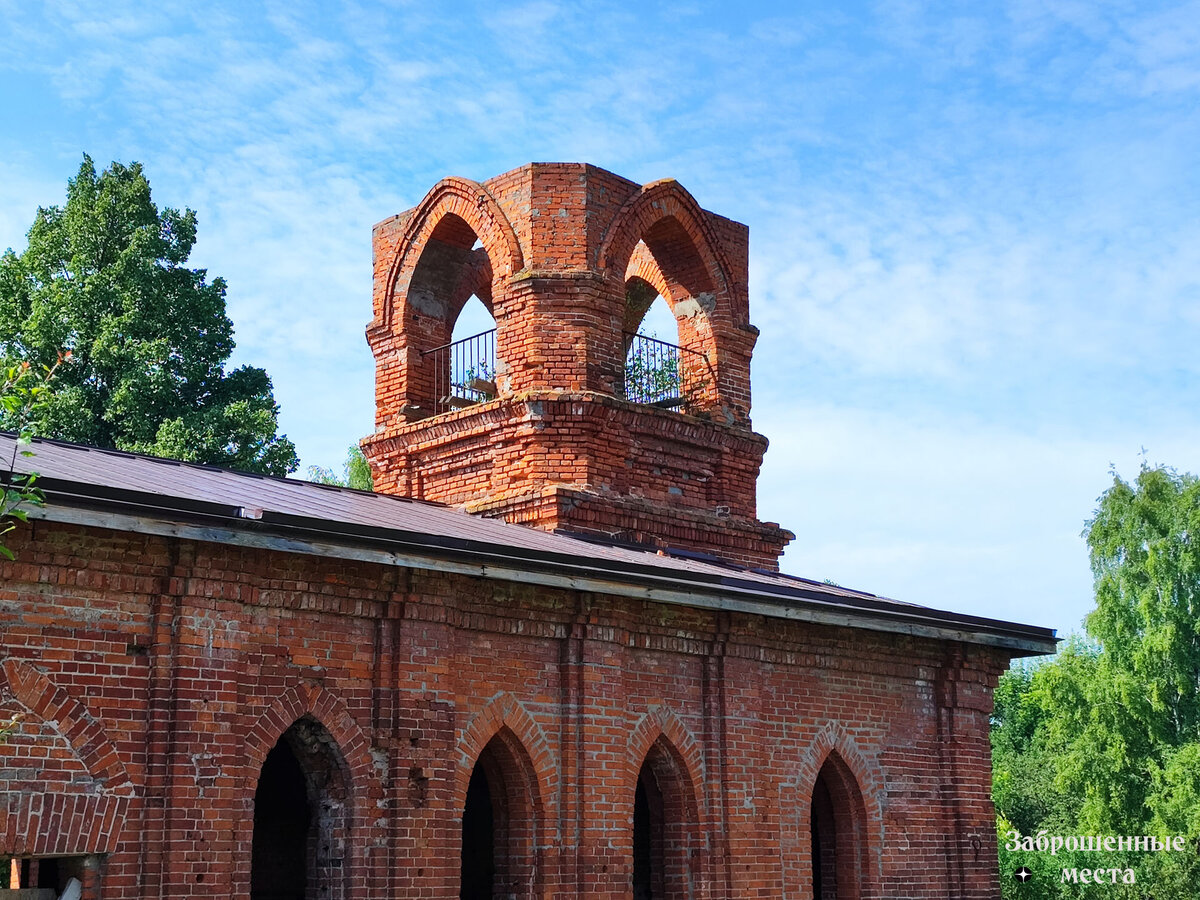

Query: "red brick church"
<box><xmin>0</xmin><ymin>163</ymin><xmax>1055</xmax><ymax>899</ymax></box>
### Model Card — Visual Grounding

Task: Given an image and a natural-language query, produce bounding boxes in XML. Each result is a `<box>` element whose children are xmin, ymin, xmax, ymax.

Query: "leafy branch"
<box><xmin>0</xmin><ymin>712</ymin><xmax>23</xmax><ymax>744</ymax></box>
<box><xmin>306</xmin><ymin>443</ymin><xmax>373</xmax><ymax>491</ymax></box>
<box><xmin>1</xmin><ymin>354</ymin><xmax>66</xmax><ymax>560</ymax></box>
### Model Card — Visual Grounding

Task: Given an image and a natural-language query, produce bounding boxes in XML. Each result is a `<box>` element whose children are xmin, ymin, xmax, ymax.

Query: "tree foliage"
<box><xmin>623</xmin><ymin>334</ymin><xmax>680</xmax><ymax>405</ymax></box>
<box><xmin>0</xmin><ymin>156</ymin><xmax>297</xmax><ymax>475</ymax></box>
<box><xmin>993</xmin><ymin>464</ymin><xmax>1200</xmax><ymax>898</ymax></box>
<box><xmin>1087</xmin><ymin>467</ymin><xmax>1200</xmax><ymax>750</ymax></box>
<box><xmin>307</xmin><ymin>444</ymin><xmax>373</xmax><ymax>491</ymax></box>
<box><xmin>0</xmin><ymin>358</ymin><xmax>61</xmax><ymax>560</ymax></box>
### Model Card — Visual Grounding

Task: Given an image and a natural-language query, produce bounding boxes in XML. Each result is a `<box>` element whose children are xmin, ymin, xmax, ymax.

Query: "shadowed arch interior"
<box><xmin>453</xmin><ymin>294</ymin><xmax>498</xmax><ymax>343</ymax></box>
<box><xmin>460</xmin><ymin>727</ymin><xmax>540</xmax><ymax>899</ymax></box>
<box><xmin>401</xmin><ymin>213</ymin><xmax>500</xmax><ymax>415</ymax></box>
<box><xmin>640</xmin><ymin>216</ymin><xmax>715</xmax><ymax>301</ymax></box>
<box><xmin>808</xmin><ymin>753</ymin><xmax>869</xmax><ymax>900</ymax></box>
<box><xmin>620</xmin><ymin>226</ymin><xmax>718</xmax><ymax>410</ymax></box>
<box><xmin>251</xmin><ymin>716</ymin><xmax>352</xmax><ymax>900</ymax></box>
<box><xmin>600</xmin><ymin>181</ymin><xmax>732</xmax><ymax>303</ymax></box>
<box><xmin>632</xmin><ymin>737</ymin><xmax>698</xmax><ymax>899</ymax></box>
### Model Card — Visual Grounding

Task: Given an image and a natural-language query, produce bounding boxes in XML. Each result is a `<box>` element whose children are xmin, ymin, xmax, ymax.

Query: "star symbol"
<box><xmin>1015</xmin><ymin>867</ymin><xmax>1032</xmax><ymax>882</ymax></box>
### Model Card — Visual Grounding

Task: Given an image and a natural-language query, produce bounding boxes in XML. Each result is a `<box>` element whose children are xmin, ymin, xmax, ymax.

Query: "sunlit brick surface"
<box><xmin>363</xmin><ymin>163</ymin><xmax>790</xmax><ymax>569</ymax></box>
<box><xmin>1</xmin><ymin>522</ymin><xmax>1010</xmax><ymax>898</ymax></box>
<box><xmin>0</xmin><ymin>164</ymin><xmax>1016</xmax><ymax>900</ymax></box>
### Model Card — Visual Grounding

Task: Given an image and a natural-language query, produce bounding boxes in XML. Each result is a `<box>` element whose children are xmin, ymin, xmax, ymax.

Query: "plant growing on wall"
<box><xmin>0</xmin><ymin>712</ymin><xmax>22</xmax><ymax>743</ymax></box>
<box><xmin>1</xmin><ymin>355</ymin><xmax>64</xmax><ymax>560</ymax></box>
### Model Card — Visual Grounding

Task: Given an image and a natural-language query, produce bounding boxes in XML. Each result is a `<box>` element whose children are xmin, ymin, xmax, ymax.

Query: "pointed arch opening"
<box><xmin>453</xmin><ymin>294</ymin><xmax>497</xmax><ymax>344</ymax></box>
<box><xmin>808</xmin><ymin>753</ymin><xmax>868</xmax><ymax>900</ymax></box>
<box><xmin>625</xmin><ymin>282</ymin><xmax>677</xmax><ymax>343</ymax></box>
<box><xmin>251</xmin><ymin>716</ymin><xmax>351</xmax><ymax>900</ymax></box>
<box><xmin>632</xmin><ymin>737</ymin><xmax>698</xmax><ymax>899</ymax></box>
<box><xmin>602</xmin><ymin>182</ymin><xmax>744</xmax><ymax>415</ymax></box>
<box><xmin>621</xmin><ymin>237</ymin><xmax>716</xmax><ymax>411</ymax></box>
<box><xmin>402</xmin><ymin>212</ymin><xmax>503</xmax><ymax>416</ymax></box>
<box><xmin>623</xmin><ymin>278</ymin><xmax>687</xmax><ymax>408</ymax></box>
<box><xmin>460</xmin><ymin>727</ymin><xmax>540</xmax><ymax>900</ymax></box>
<box><xmin>445</xmin><ymin>293</ymin><xmax>498</xmax><ymax>409</ymax></box>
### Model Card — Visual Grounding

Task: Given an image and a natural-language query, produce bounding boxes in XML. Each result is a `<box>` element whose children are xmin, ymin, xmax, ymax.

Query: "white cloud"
<box><xmin>0</xmin><ymin>165</ymin><xmax>63</xmax><ymax>253</ymax></box>
<box><xmin>759</xmin><ymin>404</ymin><xmax>1200</xmax><ymax>634</ymax></box>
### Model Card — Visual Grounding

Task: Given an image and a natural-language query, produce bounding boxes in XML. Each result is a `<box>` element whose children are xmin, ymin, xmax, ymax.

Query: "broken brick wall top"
<box><xmin>363</xmin><ymin>163</ymin><xmax>791</xmax><ymax>568</ymax></box>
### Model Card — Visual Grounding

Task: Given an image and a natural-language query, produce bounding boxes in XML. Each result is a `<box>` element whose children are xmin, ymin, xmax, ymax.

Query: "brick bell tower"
<box><xmin>362</xmin><ymin>163</ymin><xmax>793</xmax><ymax>569</ymax></box>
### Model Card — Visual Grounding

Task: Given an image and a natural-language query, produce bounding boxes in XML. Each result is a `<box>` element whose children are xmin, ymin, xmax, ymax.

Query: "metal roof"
<box><xmin>1</xmin><ymin>432</ymin><xmax>1058</xmax><ymax>655</ymax></box>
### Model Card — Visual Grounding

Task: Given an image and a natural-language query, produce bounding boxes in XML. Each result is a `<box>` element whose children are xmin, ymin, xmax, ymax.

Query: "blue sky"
<box><xmin>2</xmin><ymin>0</ymin><xmax>1198</xmax><ymax>637</ymax></box>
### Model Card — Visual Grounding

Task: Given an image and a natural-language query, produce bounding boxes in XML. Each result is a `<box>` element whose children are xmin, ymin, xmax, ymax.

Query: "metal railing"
<box><xmin>622</xmin><ymin>332</ymin><xmax>708</xmax><ymax>408</ymax></box>
<box><xmin>421</xmin><ymin>328</ymin><xmax>708</xmax><ymax>415</ymax></box>
<box><xmin>422</xmin><ymin>329</ymin><xmax>497</xmax><ymax>414</ymax></box>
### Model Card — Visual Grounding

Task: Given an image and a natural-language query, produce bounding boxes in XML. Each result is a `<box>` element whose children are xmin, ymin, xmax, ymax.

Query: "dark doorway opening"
<box><xmin>252</xmin><ymin>740</ymin><xmax>310</xmax><ymax>900</ymax></box>
<box><xmin>461</xmin><ymin>765</ymin><xmax>495</xmax><ymax>900</ymax></box>
<box><xmin>807</xmin><ymin>754</ymin><xmax>867</xmax><ymax>900</ymax></box>
<box><xmin>458</xmin><ymin>728</ymin><xmax>539</xmax><ymax>899</ymax></box>
<box><xmin>810</xmin><ymin>774</ymin><xmax>836</xmax><ymax>900</ymax></box>
<box><xmin>251</xmin><ymin>716</ymin><xmax>350</xmax><ymax>900</ymax></box>
<box><xmin>633</xmin><ymin>766</ymin><xmax>665</xmax><ymax>899</ymax></box>
<box><xmin>632</xmin><ymin>738</ymin><xmax>695</xmax><ymax>899</ymax></box>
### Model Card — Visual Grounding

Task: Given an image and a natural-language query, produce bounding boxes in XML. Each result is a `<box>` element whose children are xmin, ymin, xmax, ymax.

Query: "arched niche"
<box><xmin>251</xmin><ymin>716</ymin><xmax>352</xmax><ymax>900</ymax></box>
<box><xmin>394</xmin><ymin>212</ymin><xmax>502</xmax><ymax>416</ymax></box>
<box><xmin>460</xmin><ymin>727</ymin><xmax>541</xmax><ymax>899</ymax></box>
<box><xmin>620</xmin><ymin>233</ymin><xmax>719</xmax><ymax>411</ymax></box>
<box><xmin>632</xmin><ymin>736</ymin><xmax>699</xmax><ymax>899</ymax></box>
<box><xmin>808</xmin><ymin>753</ymin><xmax>869</xmax><ymax>900</ymax></box>
<box><xmin>443</xmin><ymin>293</ymin><xmax>499</xmax><ymax>409</ymax></box>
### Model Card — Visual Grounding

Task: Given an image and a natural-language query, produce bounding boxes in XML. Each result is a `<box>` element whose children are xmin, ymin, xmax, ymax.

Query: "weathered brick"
<box><xmin>0</xmin><ymin>164</ymin><xmax>1025</xmax><ymax>900</ymax></box>
<box><xmin>364</xmin><ymin>163</ymin><xmax>789</xmax><ymax>569</ymax></box>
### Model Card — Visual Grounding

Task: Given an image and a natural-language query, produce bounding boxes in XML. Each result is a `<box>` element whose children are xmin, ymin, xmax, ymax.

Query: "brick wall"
<box><xmin>363</xmin><ymin>164</ymin><xmax>788</xmax><ymax>568</ymax></box>
<box><xmin>1</xmin><ymin>519</ymin><xmax>1011</xmax><ymax>898</ymax></box>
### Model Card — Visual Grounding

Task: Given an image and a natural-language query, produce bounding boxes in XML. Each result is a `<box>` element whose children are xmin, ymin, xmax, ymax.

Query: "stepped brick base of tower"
<box><xmin>364</xmin><ymin>391</ymin><xmax>792</xmax><ymax>569</ymax></box>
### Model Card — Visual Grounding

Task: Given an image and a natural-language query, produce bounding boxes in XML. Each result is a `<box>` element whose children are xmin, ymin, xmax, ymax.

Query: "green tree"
<box><xmin>1086</xmin><ymin>466</ymin><xmax>1200</xmax><ymax>750</ymax></box>
<box><xmin>1142</xmin><ymin>742</ymin><xmax>1200</xmax><ymax>891</ymax></box>
<box><xmin>992</xmin><ymin>641</ymin><xmax>1132</xmax><ymax>898</ymax></box>
<box><xmin>0</xmin><ymin>156</ymin><xmax>297</xmax><ymax>475</ymax></box>
<box><xmin>1</xmin><ymin>358</ymin><xmax>60</xmax><ymax>560</ymax></box>
<box><xmin>307</xmin><ymin>444</ymin><xmax>373</xmax><ymax>491</ymax></box>
<box><xmin>992</xmin><ymin>464</ymin><xmax>1200</xmax><ymax>898</ymax></box>
<box><xmin>623</xmin><ymin>335</ymin><xmax>680</xmax><ymax>404</ymax></box>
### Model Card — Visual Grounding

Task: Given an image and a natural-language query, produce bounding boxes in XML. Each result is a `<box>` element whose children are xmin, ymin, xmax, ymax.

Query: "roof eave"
<box><xmin>26</xmin><ymin>483</ymin><xmax>1059</xmax><ymax>658</ymax></box>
